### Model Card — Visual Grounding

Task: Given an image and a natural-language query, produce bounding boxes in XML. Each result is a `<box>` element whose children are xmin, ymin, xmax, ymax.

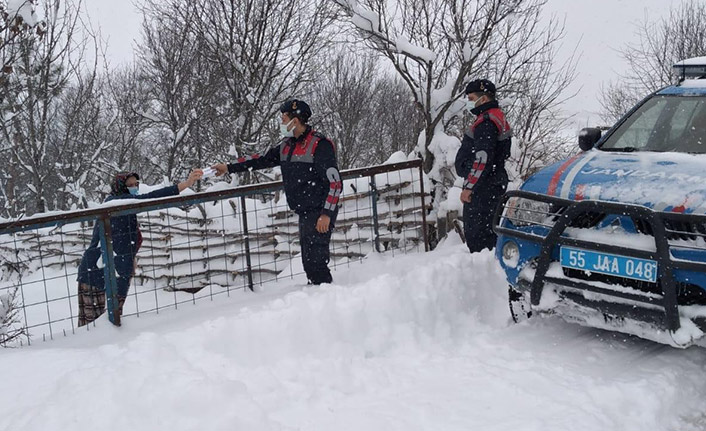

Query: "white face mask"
<box><xmin>280</xmin><ymin>119</ymin><xmax>295</xmax><ymax>138</ymax></box>
<box><xmin>466</xmin><ymin>95</ymin><xmax>485</xmax><ymax>110</ymax></box>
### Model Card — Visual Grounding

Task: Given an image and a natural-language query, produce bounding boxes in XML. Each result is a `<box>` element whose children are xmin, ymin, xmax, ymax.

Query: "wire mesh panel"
<box><xmin>0</xmin><ymin>160</ymin><xmax>430</xmax><ymax>347</ymax></box>
<box><xmin>0</xmin><ymin>220</ymin><xmax>95</xmax><ymax>345</ymax></box>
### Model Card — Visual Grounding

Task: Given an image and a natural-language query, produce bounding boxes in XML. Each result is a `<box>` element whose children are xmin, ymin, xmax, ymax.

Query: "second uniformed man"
<box><xmin>455</xmin><ymin>79</ymin><xmax>512</xmax><ymax>253</ymax></box>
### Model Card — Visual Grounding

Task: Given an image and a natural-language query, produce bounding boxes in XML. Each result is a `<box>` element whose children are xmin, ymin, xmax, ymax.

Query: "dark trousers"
<box><xmin>298</xmin><ymin>210</ymin><xmax>337</xmax><ymax>284</ymax></box>
<box><xmin>463</xmin><ymin>180</ymin><xmax>506</xmax><ymax>253</ymax></box>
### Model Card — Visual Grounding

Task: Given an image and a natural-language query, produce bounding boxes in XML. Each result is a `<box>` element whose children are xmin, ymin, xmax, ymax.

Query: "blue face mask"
<box><xmin>127</xmin><ymin>186</ymin><xmax>139</xmax><ymax>196</ymax></box>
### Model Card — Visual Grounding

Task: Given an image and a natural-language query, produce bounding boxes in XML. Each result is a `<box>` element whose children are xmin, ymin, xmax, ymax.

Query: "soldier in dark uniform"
<box><xmin>212</xmin><ymin>99</ymin><xmax>341</xmax><ymax>285</ymax></box>
<box><xmin>455</xmin><ymin>79</ymin><xmax>512</xmax><ymax>253</ymax></box>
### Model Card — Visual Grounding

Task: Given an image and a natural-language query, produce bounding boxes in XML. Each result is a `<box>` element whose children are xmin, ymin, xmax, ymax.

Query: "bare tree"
<box><xmin>365</xmin><ymin>75</ymin><xmax>423</xmax><ymax>165</ymax></box>
<box><xmin>192</xmin><ymin>0</ymin><xmax>338</xmax><ymax>153</ymax></box>
<box><xmin>600</xmin><ymin>0</ymin><xmax>706</xmax><ymax>123</ymax></box>
<box><xmin>48</xmin><ymin>70</ymin><xmax>105</xmax><ymax>210</ymax></box>
<box><xmin>56</xmin><ymin>65</ymin><xmax>160</xmax><ymax>207</ymax></box>
<box><xmin>0</xmin><ymin>0</ymin><xmax>45</xmax><ymax>107</ymax></box>
<box><xmin>0</xmin><ymin>0</ymin><xmax>88</xmax><ymax>215</ymax></box>
<box><xmin>313</xmin><ymin>49</ymin><xmax>376</xmax><ymax>169</ymax></box>
<box><xmin>133</xmin><ymin>0</ymin><xmax>338</xmax><ymax>186</ymax></box>
<box><xmin>599</xmin><ymin>81</ymin><xmax>643</xmax><ymax>126</ymax></box>
<box><xmin>0</xmin><ymin>286</ymin><xmax>26</xmax><ymax>347</ymax></box>
<box><xmin>496</xmin><ymin>15</ymin><xmax>578</xmax><ymax>181</ymax></box>
<box><xmin>99</xmin><ymin>66</ymin><xmax>153</xmax><ymax>177</ymax></box>
<box><xmin>0</xmin><ymin>0</ymin><xmax>45</xmax><ymax>217</ymax></box>
<box><xmin>136</xmin><ymin>0</ymin><xmax>228</xmax><ymax>183</ymax></box>
<box><xmin>336</xmin><ymin>0</ymin><xmax>577</xmax><ymax>229</ymax></box>
<box><xmin>310</xmin><ymin>48</ymin><xmax>423</xmax><ymax>169</ymax></box>
<box><xmin>336</xmin><ymin>0</ymin><xmax>545</xmax><ymax>172</ymax></box>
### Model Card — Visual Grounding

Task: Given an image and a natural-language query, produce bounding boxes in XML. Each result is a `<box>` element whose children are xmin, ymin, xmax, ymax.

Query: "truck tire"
<box><xmin>509</xmin><ymin>285</ymin><xmax>532</xmax><ymax>323</ymax></box>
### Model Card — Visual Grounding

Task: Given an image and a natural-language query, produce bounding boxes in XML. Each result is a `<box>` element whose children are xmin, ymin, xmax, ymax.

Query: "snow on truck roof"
<box><xmin>658</xmin><ymin>82</ymin><xmax>706</xmax><ymax>94</ymax></box>
<box><xmin>674</xmin><ymin>56</ymin><xmax>706</xmax><ymax>66</ymax></box>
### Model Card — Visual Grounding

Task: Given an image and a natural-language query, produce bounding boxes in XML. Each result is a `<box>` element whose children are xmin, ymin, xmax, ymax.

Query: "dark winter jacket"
<box><xmin>227</xmin><ymin>126</ymin><xmax>342</xmax><ymax>217</ymax></box>
<box><xmin>455</xmin><ymin>100</ymin><xmax>512</xmax><ymax>194</ymax></box>
<box><xmin>77</xmin><ymin>182</ymin><xmax>179</xmax><ymax>297</ymax></box>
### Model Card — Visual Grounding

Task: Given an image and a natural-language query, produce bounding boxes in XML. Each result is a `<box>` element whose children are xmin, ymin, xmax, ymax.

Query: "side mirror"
<box><xmin>578</xmin><ymin>128</ymin><xmax>602</xmax><ymax>151</ymax></box>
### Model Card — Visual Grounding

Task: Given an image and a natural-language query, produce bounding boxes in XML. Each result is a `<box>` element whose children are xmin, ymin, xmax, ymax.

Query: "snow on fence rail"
<box><xmin>0</xmin><ymin>159</ymin><xmax>431</xmax><ymax>347</ymax></box>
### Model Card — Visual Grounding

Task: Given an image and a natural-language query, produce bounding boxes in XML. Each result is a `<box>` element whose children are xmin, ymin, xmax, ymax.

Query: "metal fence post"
<box><xmin>240</xmin><ymin>196</ymin><xmax>255</xmax><ymax>291</ymax></box>
<box><xmin>98</xmin><ymin>216</ymin><xmax>121</xmax><ymax>326</ymax></box>
<box><xmin>369</xmin><ymin>176</ymin><xmax>381</xmax><ymax>252</ymax></box>
<box><xmin>418</xmin><ymin>164</ymin><xmax>429</xmax><ymax>252</ymax></box>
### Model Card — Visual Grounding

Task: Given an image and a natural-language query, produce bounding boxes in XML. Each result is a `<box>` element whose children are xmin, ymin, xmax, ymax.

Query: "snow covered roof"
<box><xmin>674</xmin><ymin>56</ymin><xmax>706</xmax><ymax>66</ymax></box>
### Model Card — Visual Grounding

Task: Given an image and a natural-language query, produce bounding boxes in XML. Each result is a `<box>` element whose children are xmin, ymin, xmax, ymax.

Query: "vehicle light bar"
<box><xmin>674</xmin><ymin>57</ymin><xmax>706</xmax><ymax>81</ymax></box>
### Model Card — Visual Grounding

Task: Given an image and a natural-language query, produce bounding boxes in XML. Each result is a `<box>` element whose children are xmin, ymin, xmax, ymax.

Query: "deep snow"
<box><xmin>1</xmin><ymin>236</ymin><xmax>706</xmax><ymax>431</ymax></box>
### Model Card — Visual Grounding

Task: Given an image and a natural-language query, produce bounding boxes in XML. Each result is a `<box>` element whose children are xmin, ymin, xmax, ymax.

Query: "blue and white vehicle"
<box><xmin>494</xmin><ymin>57</ymin><xmax>706</xmax><ymax>347</ymax></box>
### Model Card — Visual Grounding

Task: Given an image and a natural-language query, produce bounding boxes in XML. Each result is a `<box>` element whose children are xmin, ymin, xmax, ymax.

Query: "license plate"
<box><xmin>560</xmin><ymin>246</ymin><xmax>658</xmax><ymax>283</ymax></box>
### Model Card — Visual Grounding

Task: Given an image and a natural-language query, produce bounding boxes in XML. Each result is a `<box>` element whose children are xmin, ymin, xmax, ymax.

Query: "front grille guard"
<box><xmin>493</xmin><ymin>190</ymin><xmax>706</xmax><ymax>332</ymax></box>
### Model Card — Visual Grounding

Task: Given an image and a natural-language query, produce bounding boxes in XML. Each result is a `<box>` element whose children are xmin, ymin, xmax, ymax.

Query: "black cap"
<box><xmin>279</xmin><ymin>99</ymin><xmax>312</xmax><ymax>123</ymax></box>
<box><xmin>465</xmin><ymin>79</ymin><xmax>496</xmax><ymax>96</ymax></box>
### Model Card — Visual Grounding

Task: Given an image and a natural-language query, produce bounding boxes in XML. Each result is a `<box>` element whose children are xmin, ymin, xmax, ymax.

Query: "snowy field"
<box><xmin>1</xmin><ymin>236</ymin><xmax>706</xmax><ymax>431</ymax></box>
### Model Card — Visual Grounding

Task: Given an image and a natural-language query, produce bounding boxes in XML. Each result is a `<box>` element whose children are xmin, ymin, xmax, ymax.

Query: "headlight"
<box><xmin>502</xmin><ymin>241</ymin><xmax>520</xmax><ymax>268</ymax></box>
<box><xmin>504</xmin><ymin>197</ymin><xmax>558</xmax><ymax>227</ymax></box>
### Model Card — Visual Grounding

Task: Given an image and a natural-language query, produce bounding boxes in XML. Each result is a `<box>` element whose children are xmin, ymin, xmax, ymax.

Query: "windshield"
<box><xmin>600</xmin><ymin>95</ymin><xmax>706</xmax><ymax>153</ymax></box>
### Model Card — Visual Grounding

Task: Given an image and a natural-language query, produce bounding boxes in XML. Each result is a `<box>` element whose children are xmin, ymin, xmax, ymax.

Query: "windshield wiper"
<box><xmin>600</xmin><ymin>146</ymin><xmax>639</xmax><ymax>152</ymax></box>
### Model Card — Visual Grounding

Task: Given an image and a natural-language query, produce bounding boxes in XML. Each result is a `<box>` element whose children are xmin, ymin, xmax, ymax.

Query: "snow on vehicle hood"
<box><xmin>521</xmin><ymin>149</ymin><xmax>706</xmax><ymax>214</ymax></box>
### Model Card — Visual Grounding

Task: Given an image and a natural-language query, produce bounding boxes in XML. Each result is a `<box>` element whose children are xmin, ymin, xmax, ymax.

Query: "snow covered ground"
<box><xmin>1</xmin><ymin>236</ymin><xmax>706</xmax><ymax>431</ymax></box>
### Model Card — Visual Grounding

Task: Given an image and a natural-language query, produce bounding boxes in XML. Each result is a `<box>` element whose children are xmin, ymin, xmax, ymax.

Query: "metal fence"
<box><xmin>0</xmin><ymin>159</ymin><xmax>430</xmax><ymax>346</ymax></box>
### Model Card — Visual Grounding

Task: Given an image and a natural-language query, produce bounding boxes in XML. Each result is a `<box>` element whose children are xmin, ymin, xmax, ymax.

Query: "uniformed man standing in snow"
<box><xmin>455</xmin><ymin>79</ymin><xmax>512</xmax><ymax>253</ymax></box>
<box><xmin>212</xmin><ymin>100</ymin><xmax>342</xmax><ymax>285</ymax></box>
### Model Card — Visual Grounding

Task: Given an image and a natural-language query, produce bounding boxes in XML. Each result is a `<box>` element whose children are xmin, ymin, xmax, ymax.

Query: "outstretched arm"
<box><xmin>177</xmin><ymin>169</ymin><xmax>203</xmax><ymax>192</ymax></box>
<box><xmin>212</xmin><ymin>145</ymin><xmax>281</xmax><ymax>176</ymax></box>
<box><xmin>132</xmin><ymin>169</ymin><xmax>203</xmax><ymax>200</ymax></box>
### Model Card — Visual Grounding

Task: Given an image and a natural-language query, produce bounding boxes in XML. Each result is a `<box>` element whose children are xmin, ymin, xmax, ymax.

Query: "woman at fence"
<box><xmin>77</xmin><ymin>169</ymin><xmax>202</xmax><ymax>326</ymax></box>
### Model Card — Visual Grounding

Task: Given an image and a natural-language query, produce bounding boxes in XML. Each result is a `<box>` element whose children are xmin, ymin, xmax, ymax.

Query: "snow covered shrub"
<box><xmin>0</xmin><ymin>287</ymin><xmax>25</xmax><ymax>347</ymax></box>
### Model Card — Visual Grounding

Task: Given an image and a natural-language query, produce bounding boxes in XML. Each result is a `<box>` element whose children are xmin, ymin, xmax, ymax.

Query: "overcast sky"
<box><xmin>84</xmin><ymin>1</ymin><xmax>142</xmax><ymax>66</ymax></box>
<box><xmin>85</xmin><ymin>0</ymin><xmax>683</xmax><ymax>129</ymax></box>
<box><xmin>543</xmin><ymin>0</ymin><xmax>681</xmax><ymax>128</ymax></box>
